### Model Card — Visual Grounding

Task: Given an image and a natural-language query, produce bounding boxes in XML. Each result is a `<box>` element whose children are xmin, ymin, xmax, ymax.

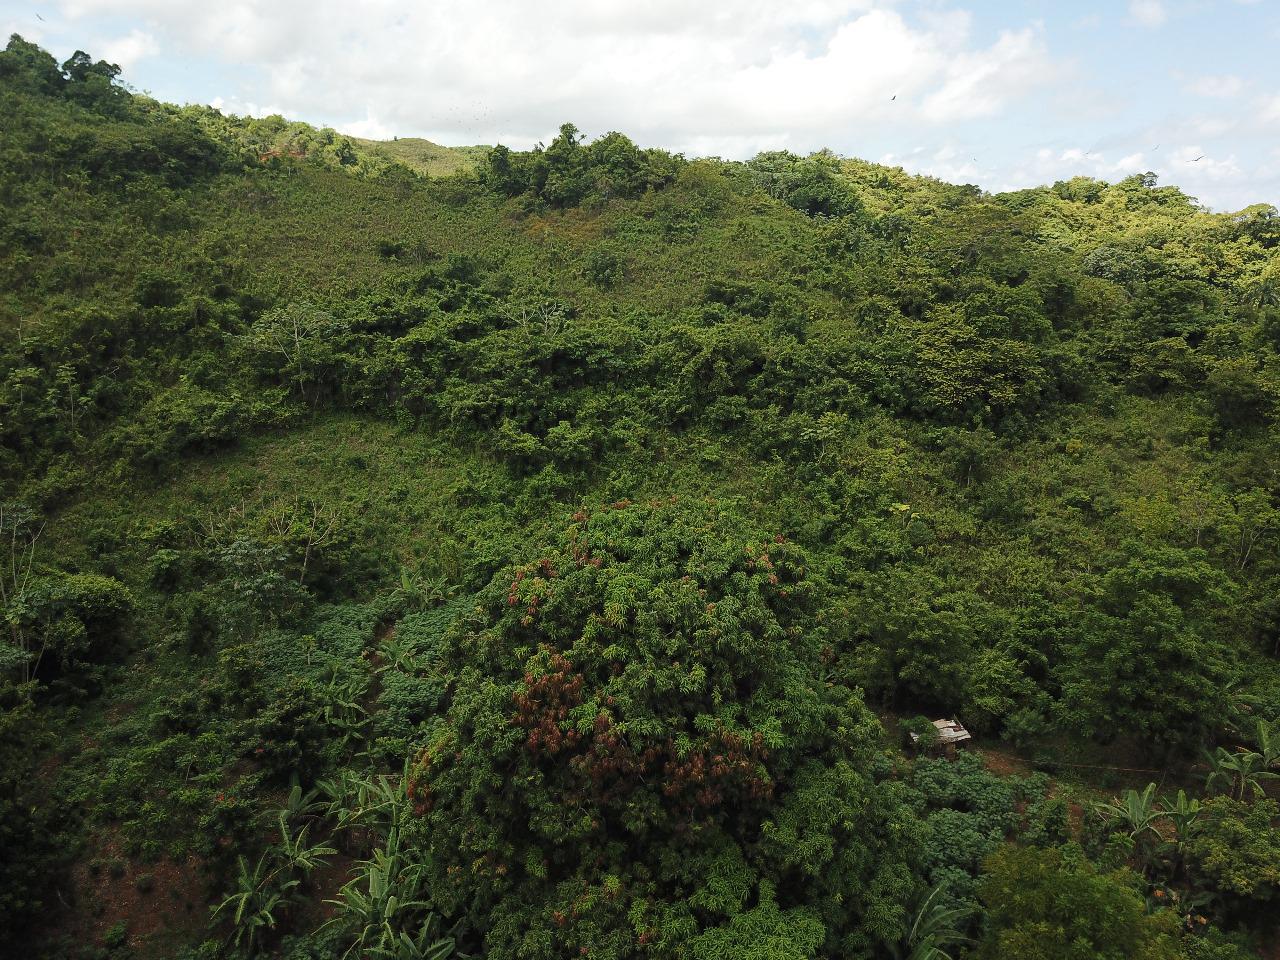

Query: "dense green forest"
<box><xmin>2</xmin><ymin>34</ymin><xmax>1279</xmax><ymax>960</ymax></box>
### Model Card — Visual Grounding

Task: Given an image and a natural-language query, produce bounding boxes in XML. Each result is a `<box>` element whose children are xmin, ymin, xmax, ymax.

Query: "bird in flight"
<box><xmin>890</xmin><ymin>95</ymin><xmax>896</xmax><ymax>101</ymax></box>
<box><xmin>1189</xmin><ymin>155</ymin><xmax>1205</xmax><ymax>163</ymax></box>
<box><xmin>35</xmin><ymin>11</ymin><xmax>45</xmax><ymax>20</ymax></box>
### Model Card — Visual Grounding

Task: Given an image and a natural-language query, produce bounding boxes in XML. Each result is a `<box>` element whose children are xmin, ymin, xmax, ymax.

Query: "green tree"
<box><xmin>1184</xmin><ymin>798</ymin><xmax>1280</xmax><ymax>920</ymax></box>
<box><xmin>974</xmin><ymin>845</ymin><xmax>1184</xmax><ymax>960</ymax></box>
<box><xmin>408</xmin><ymin>500</ymin><xmax>920</xmax><ymax>959</ymax></box>
<box><xmin>1053</xmin><ymin>544</ymin><xmax>1235</xmax><ymax>755</ymax></box>
<box><xmin>243</xmin><ymin>302</ymin><xmax>350</xmax><ymax>406</ymax></box>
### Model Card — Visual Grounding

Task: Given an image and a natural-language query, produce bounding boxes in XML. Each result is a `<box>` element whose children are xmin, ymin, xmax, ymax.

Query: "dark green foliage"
<box><xmin>17</xmin><ymin>572</ymin><xmax>133</xmax><ymax>678</ymax></box>
<box><xmin>2</xmin><ymin>32</ymin><xmax>1280</xmax><ymax>958</ymax></box>
<box><xmin>1052</xmin><ymin>543</ymin><xmax>1236</xmax><ymax>753</ymax></box>
<box><xmin>975</xmin><ymin>845</ymin><xmax>1185</xmax><ymax>960</ymax></box>
<box><xmin>746</xmin><ymin>150</ymin><xmax>864</xmax><ymax>219</ymax></box>
<box><xmin>481</xmin><ymin>123</ymin><xmax>683</xmax><ymax>208</ymax></box>
<box><xmin>686</xmin><ymin>885</ymin><xmax>825</xmax><ymax>959</ymax></box>
<box><xmin>906</xmin><ymin>753</ymin><xmax>1053</xmax><ymax>905</ymax></box>
<box><xmin>0</xmin><ymin>682</ymin><xmax>59</xmax><ymax>940</ymax></box>
<box><xmin>1184</xmin><ymin>798</ymin><xmax>1280</xmax><ymax>919</ymax></box>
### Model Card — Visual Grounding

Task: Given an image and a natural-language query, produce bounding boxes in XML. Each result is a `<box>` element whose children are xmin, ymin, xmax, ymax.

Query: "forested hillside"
<box><xmin>2</xmin><ymin>34</ymin><xmax>1280</xmax><ymax>960</ymax></box>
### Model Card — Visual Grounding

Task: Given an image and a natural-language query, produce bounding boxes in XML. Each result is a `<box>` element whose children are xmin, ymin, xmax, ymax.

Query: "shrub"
<box><xmin>409</xmin><ymin>499</ymin><xmax>921</xmax><ymax>958</ymax></box>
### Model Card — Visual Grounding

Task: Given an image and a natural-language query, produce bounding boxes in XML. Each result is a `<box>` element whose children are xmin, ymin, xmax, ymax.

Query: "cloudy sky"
<box><xmin>4</xmin><ymin>0</ymin><xmax>1279</xmax><ymax>211</ymax></box>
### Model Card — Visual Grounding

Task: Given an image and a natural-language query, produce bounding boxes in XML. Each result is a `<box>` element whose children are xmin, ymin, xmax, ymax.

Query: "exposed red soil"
<box><xmin>978</xmin><ymin>748</ymin><xmax>1033</xmax><ymax>779</ymax></box>
<box><xmin>61</xmin><ymin>829</ymin><xmax>209</xmax><ymax>958</ymax></box>
<box><xmin>294</xmin><ymin>850</ymin><xmax>359</xmax><ymax>927</ymax></box>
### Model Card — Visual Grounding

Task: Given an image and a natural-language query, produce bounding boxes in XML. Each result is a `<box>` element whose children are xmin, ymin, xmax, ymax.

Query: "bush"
<box><xmin>975</xmin><ymin>845</ymin><xmax>1184</xmax><ymax>960</ymax></box>
<box><xmin>409</xmin><ymin>499</ymin><xmax>922</xmax><ymax>958</ymax></box>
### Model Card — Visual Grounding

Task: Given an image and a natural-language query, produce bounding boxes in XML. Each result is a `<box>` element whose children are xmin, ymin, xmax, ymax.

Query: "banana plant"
<box><xmin>317</xmin><ymin>759</ymin><xmax>418</xmax><ymax>862</ymax></box>
<box><xmin>214</xmin><ymin>851</ymin><xmax>294</xmax><ymax>951</ymax></box>
<box><xmin>1156</xmin><ymin>789</ymin><xmax>1201</xmax><ymax>840</ymax></box>
<box><xmin>281</xmin><ymin>779</ymin><xmax>327</xmax><ymax>824</ymax></box>
<box><xmin>213</xmin><ymin>812</ymin><xmax>335</xmax><ymax>951</ymax></box>
<box><xmin>889</xmin><ymin>884</ymin><xmax>972</xmax><ymax>960</ymax></box>
<box><xmin>325</xmin><ymin>823</ymin><xmax>453</xmax><ymax>959</ymax></box>
<box><xmin>276</xmin><ymin>813</ymin><xmax>337</xmax><ymax>871</ymax></box>
<box><xmin>318</xmin><ymin>768</ymin><xmax>408</xmax><ymax>838</ymax></box>
<box><xmin>1203</xmin><ymin>746</ymin><xmax>1278</xmax><ymax>801</ymax></box>
<box><xmin>1155</xmin><ymin>789</ymin><xmax>1202</xmax><ymax>882</ymax></box>
<box><xmin>1095</xmin><ymin>783</ymin><xmax>1161</xmax><ymax>841</ymax></box>
<box><xmin>378</xmin><ymin>629</ymin><xmax>421</xmax><ymax>675</ymax></box>
<box><xmin>1094</xmin><ymin>783</ymin><xmax>1165</xmax><ymax>875</ymax></box>
<box><xmin>393</xmin><ymin>568</ymin><xmax>456</xmax><ymax>613</ymax></box>
<box><xmin>1255</xmin><ymin>719</ymin><xmax>1280</xmax><ymax>771</ymax></box>
<box><xmin>318</xmin><ymin>665</ymin><xmax>370</xmax><ymax>750</ymax></box>
<box><xmin>1219</xmin><ymin>678</ymin><xmax>1262</xmax><ymax>738</ymax></box>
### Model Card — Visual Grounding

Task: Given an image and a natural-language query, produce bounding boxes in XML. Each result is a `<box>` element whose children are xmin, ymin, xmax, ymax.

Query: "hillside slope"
<box><xmin>2</xmin><ymin>34</ymin><xmax>1280</xmax><ymax>960</ymax></box>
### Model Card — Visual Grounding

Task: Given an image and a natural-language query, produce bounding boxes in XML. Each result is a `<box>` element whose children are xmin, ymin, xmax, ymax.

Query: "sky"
<box><xmin>3</xmin><ymin>0</ymin><xmax>1279</xmax><ymax>211</ymax></box>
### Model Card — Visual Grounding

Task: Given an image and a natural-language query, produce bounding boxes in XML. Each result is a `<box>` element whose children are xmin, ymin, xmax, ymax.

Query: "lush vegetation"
<box><xmin>2</xmin><ymin>33</ymin><xmax>1279</xmax><ymax>960</ymax></box>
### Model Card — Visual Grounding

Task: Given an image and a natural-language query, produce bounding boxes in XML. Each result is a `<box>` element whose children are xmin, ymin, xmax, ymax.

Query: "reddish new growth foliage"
<box><xmin>513</xmin><ymin>656</ymin><xmax>663</xmax><ymax>806</ymax></box>
<box><xmin>511</xmin><ymin>652</ymin><xmax>772</xmax><ymax>820</ymax></box>
<box><xmin>744</xmin><ymin>538</ymin><xmax>806</xmax><ymax>599</ymax></box>
<box><xmin>507</xmin><ymin>569</ymin><xmax>525</xmax><ymax>606</ymax></box>
<box><xmin>662</xmin><ymin>731</ymin><xmax>772</xmax><ymax>814</ymax></box>
<box><xmin>508</xmin><ymin>566</ymin><xmax>553</xmax><ymax>625</ymax></box>
<box><xmin>567</xmin><ymin>711</ymin><xmax>663</xmax><ymax>804</ymax></box>
<box><xmin>568</xmin><ymin>534</ymin><xmax>604</xmax><ymax>568</ymax></box>
<box><xmin>513</xmin><ymin>653</ymin><xmax>585</xmax><ymax>756</ymax></box>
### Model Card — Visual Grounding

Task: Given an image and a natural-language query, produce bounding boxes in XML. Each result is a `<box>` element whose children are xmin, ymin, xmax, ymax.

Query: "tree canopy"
<box><xmin>1</xmin><ymin>33</ymin><xmax>1279</xmax><ymax>960</ymax></box>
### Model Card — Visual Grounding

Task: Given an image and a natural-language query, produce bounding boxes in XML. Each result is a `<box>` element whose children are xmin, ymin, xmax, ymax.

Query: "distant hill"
<box><xmin>350</xmin><ymin>135</ymin><xmax>489</xmax><ymax>176</ymax></box>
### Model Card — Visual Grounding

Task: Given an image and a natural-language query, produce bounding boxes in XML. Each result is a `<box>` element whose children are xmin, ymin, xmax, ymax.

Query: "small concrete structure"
<box><xmin>909</xmin><ymin>719</ymin><xmax>973</xmax><ymax>757</ymax></box>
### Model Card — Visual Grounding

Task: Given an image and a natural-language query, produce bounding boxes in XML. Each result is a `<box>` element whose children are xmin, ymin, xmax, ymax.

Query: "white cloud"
<box><xmin>1186</xmin><ymin>74</ymin><xmax>1246</xmax><ymax>98</ymax></box>
<box><xmin>1129</xmin><ymin>0</ymin><xmax>1168</xmax><ymax>27</ymax></box>
<box><xmin>982</xmin><ymin>142</ymin><xmax>1259</xmax><ymax>211</ymax></box>
<box><xmin>912</xmin><ymin>144</ymin><xmax>981</xmax><ymax>183</ymax></box>
<box><xmin>920</xmin><ymin>26</ymin><xmax>1053</xmax><ymax>121</ymax></box>
<box><xmin>100</xmin><ymin>29</ymin><xmax>158</xmax><ymax>70</ymax></box>
<box><xmin>208</xmin><ymin>95</ymin><xmax>285</xmax><ymax>119</ymax></box>
<box><xmin>1262</xmin><ymin>93</ymin><xmax>1280</xmax><ymax>124</ymax></box>
<box><xmin>1170</xmin><ymin>146</ymin><xmax>1242</xmax><ymax>181</ymax></box>
<box><xmin>1188</xmin><ymin>116</ymin><xmax>1237</xmax><ymax>138</ymax></box>
<box><xmin>49</xmin><ymin>0</ymin><xmax>1057</xmax><ymax>153</ymax></box>
<box><xmin>341</xmin><ymin>114</ymin><xmax>396</xmax><ymax>141</ymax></box>
<box><xmin>1010</xmin><ymin>146</ymin><xmax>1154</xmax><ymax>186</ymax></box>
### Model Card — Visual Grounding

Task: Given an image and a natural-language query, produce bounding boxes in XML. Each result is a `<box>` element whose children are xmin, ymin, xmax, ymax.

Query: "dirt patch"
<box><xmin>1067</xmin><ymin>800</ymin><xmax>1087</xmax><ymax>836</ymax></box>
<box><xmin>978</xmin><ymin>748</ymin><xmax>1033</xmax><ymax>779</ymax></box>
<box><xmin>60</xmin><ymin>829</ymin><xmax>210</xmax><ymax>959</ymax></box>
<box><xmin>1252</xmin><ymin>919</ymin><xmax>1280</xmax><ymax>960</ymax></box>
<box><xmin>293</xmin><ymin>850</ymin><xmax>358</xmax><ymax>928</ymax></box>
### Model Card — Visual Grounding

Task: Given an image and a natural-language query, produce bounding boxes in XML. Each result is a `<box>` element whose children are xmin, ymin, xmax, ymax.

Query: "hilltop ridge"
<box><xmin>349</xmin><ymin>135</ymin><xmax>489</xmax><ymax>177</ymax></box>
